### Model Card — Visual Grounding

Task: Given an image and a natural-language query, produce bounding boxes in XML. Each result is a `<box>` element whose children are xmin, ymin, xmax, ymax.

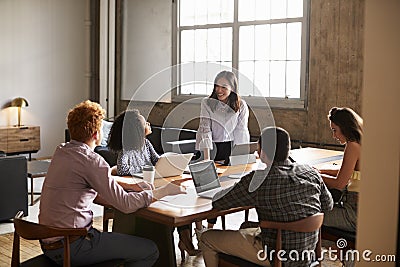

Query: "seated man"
<box><xmin>39</xmin><ymin>100</ymin><xmax>186</xmax><ymax>266</ymax></box>
<box><xmin>199</xmin><ymin>127</ymin><xmax>334</xmax><ymax>267</ymax></box>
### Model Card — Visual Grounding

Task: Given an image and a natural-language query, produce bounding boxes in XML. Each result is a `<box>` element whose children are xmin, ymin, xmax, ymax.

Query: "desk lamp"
<box><xmin>11</xmin><ymin>97</ymin><xmax>29</xmax><ymax>127</ymax></box>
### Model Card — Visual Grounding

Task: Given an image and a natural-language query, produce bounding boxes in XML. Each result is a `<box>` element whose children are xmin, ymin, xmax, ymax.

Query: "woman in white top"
<box><xmin>196</xmin><ymin>70</ymin><xmax>250</xmax><ymax>164</ymax></box>
<box><xmin>194</xmin><ymin>71</ymin><xmax>250</xmax><ymax>236</ymax></box>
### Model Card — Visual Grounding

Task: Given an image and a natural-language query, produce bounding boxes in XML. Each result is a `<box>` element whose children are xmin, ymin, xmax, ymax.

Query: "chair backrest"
<box><xmin>259</xmin><ymin>213</ymin><xmax>324</xmax><ymax>267</ymax></box>
<box><xmin>12</xmin><ymin>211</ymin><xmax>87</xmax><ymax>267</ymax></box>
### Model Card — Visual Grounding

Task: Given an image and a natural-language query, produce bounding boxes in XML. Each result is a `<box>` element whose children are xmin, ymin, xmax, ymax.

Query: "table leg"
<box><xmin>113</xmin><ymin>210</ymin><xmax>177</xmax><ymax>267</ymax></box>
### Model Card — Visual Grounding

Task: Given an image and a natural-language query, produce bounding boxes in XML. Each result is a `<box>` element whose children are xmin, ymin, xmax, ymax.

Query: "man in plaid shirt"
<box><xmin>199</xmin><ymin>127</ymin><xmax>333</xmax><ymax>266</ymax></box>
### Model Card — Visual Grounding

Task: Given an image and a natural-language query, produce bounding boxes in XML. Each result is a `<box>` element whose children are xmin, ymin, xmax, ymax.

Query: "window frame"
<box><xmin>172</xmin><ymin>0</ymin><xmax>310</xmax><ymax>109</ymax></box>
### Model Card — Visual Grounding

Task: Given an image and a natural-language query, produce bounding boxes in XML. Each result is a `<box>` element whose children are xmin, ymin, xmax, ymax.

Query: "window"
<box><xmin>175</xmin><ymin>0</ymin><xmax>309</xmax><ymax>108</ymax></box>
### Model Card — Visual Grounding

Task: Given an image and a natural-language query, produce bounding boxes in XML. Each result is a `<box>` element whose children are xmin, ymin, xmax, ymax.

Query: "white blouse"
<box><xmin>195</xmin><ymin>97</ymin><xmax>250</xmax><ymax>150</ymax></box>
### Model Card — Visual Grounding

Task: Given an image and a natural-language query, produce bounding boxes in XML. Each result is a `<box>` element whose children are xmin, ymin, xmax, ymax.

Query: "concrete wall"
<box><xmin>0</xmin><ymin>0</ymin><xmax>91</xmax><ymax>158</ymax></box>
<box><xmin>357</xmin><ymin>0</ymin><xmax>400</xmax><ymax>265</ymax></box>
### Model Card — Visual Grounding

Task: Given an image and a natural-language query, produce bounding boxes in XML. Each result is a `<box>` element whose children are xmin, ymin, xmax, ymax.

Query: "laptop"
<box><xmin>229</xmin><ymin>142</ymin><xmax>258</xmax><ymax>165</ymax></box>
<box><xmin>134</xmin><ymin>153</ymin><xmax>193</xmax><ymax>178</ymax></box>
<box><xmin>189</xmin><ymin>160</ymin><xmax>225</xmax><ymax>199</ymax></box>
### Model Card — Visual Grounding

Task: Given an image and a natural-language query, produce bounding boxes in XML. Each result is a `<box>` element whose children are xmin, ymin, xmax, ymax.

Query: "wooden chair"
<box><xmin>321</xmin><ymin>225</ymin><xmax>356</xmax><ymax>264</ymax></box>
<box><xmin>218</xmin><ymin>213</ymin><xmax>324</xmax><ymax>267</ymax></box>
<box><xmin>11</xmin><ymin>211</ymin><xmax>124</xmax><ymax>267</ymax></box>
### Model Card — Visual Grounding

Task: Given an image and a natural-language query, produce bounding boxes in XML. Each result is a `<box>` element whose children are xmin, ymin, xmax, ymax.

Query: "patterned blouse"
<box><xmin>116</xmin><ymin>139</ymin><xmax>160</xmax><ymax>176</ymax></box>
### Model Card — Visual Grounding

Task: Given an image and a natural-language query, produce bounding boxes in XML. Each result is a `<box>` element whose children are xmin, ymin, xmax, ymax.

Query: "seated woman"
<box><xmin>108</xmin><ymin>109</ymin><xmax>199</xmax><ymax>259</ymax></box>
<box><xmin>317</xmin><ymin>107</ymin><xmax>362</xmax><ymax>232</ymax></box>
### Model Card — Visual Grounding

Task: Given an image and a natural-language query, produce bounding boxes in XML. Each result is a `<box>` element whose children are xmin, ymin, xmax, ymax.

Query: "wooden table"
<box><xmin>112</xmin><ymin>161</ymin><xmax>259</xmax><ymax>267</ymax></box>
<box><xmin>27</xmin><ymin>159</ymin><xmax>51</xmax><ymax>205</ymax></box>
<box><xmin>112</xmin><ymin>148</ymin><xmax>344</xmax><ymax>267</ymax></box>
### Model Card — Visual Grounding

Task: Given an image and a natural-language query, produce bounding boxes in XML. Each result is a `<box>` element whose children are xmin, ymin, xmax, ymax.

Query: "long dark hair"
<box><xmin>208</xmin><ymin>71</ymin><xmax>241</xmax><ymax>112</ymax></box>
<box><xmin>107</xmin><ymin>109</ymin><xmax>146</xmax><ymax>151</ymax></box>
<box><xmin>328</xmin><ymin>107</ymin><xmax>363</xmax><ymax>143</ymax></box>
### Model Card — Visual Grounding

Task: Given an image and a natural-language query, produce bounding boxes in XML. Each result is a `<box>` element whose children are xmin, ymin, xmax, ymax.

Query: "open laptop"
<box><xmin>189</xmin><ymin>160</ymin><xmax>226</xmax><ymax>199</ymax></box>
<box><xmin>134</xmin><ymin>153</ymin><xmax>193</xmax><ymax>178</ymax></box>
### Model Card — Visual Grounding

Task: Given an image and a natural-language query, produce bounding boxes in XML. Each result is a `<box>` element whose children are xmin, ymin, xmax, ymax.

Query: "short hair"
<box><xmin>67</xmin><ymin>100</ymin><xmax>105</xmax><ymax>142</ymax></box>
<box><xmin>259</xmin><ymin>127</ymin><xmax>291</xmax><ymax>162</ymax></box>
<box><xmin>107</xmin><ymin>109</ymin><xmax>145</xmax><ymax>151</ymax></box>
<box><xmin>328</xmin><ymin>107</ymin><xmax>363</xmax><ymax>143</ymax></box>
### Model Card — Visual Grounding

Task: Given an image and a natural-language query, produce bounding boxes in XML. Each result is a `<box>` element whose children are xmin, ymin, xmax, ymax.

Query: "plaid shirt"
<box><xmin>213</xmin><ymin>160</ymin><xmax>333</xmax><ymax>266</ymax></box>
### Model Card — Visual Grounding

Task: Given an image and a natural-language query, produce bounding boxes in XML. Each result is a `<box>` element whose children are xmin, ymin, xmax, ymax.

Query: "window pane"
<box><xmin>270</xmin><ymin>61</ymin><xmax>285</xmax><ymax>97</ymax></box>
<box><xmin>287</xmin><ymin>0</ymin><xmax>303</xmax><ymax>18</ymax></box>
<box><xmin>220</xmin><ymin>0</ymin><xmax>234</xmax><ymax>23</ymax></box>
<box><xmin>181</xmin><ymin>83</ymin><xmax>194</xmax><ymax>94</ymax></box>
<box><xmin>180</xmin><ymin>0</ymin><xmax>195</xmax><ymax>26</ymax></box>
<box><xmin>270</xmin><ymin>23</ymin><xmax>286</xmax><ymax>60</ymax></box>
<box><xmin>194</xmin><ymin>82</ymin><xmax>208</xmax><ymax>94</ymax></box>
<box><xmin>239</xmin><ymin>26</ymin><xmax>255</xmax><ymax>61</ymax></box>
<box><xmin>238</xmin><ymin>61</ymin><xmax>255</xmax><ymax>96</ymax></box>
<box><xmin>254</xmin><ymin>60</ymin><xmax>269</xmax><ymax>96</ymax></box>
<box><xmin>287</xmin><ymin>22</ymin><xmax>302</xmax><ymax>60</ymax></box>
<box><xmin>286</xmin><ymin>61</ymin><xmax>300</xmax><ymax>98</ymax></box>
<box><xmin>255</xmin><ymin>0</ymin><xmax>270</xmax><ymax>20</ymax></box>
<box><xmin>254</xmin><ymin>25</ymin><xmax>270</xmax><ymax>60</ymax></box>
<box><xmin>238</xmin><ymin>0</ymin><xmax>255</xmax><ymax>22</ymax></box>
<box><xmin>207</xmin><ymin>0</ymin><xmax>221</xmax><ymax>24</ymax></box>
<box><xmin>195</xmin><ymin>0</ymin><xmax>207</xmax><ymax>25</ymax></box>
<box><xmin>270</xmin><ymin>0</ymin><xmax>287</xmax><ymax>19</ymax></box>
<box><xmin>207</xmin><ymin>28</ymin><xmax>221</xmax><ymax>61</ymax></box>
<box><xmin>181</xmin><ymin>30</ymin><xmax>195</xmax><ymax>62</ymax></box>
<box><xmin>220</xmin><ymin>28</ymin><xmax>232</xmax><ymax>61</ymax></box>
<box><xmin>194</xmin><ymin>29</ymin><xmax>207</xmax><ymax>61</ymax></box>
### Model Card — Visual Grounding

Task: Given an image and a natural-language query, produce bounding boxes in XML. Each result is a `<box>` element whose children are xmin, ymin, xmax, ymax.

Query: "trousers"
<box><xmin>42</xmin><ymin>227</ymin><xmax>158</xmax><ymax>267</ymax></box>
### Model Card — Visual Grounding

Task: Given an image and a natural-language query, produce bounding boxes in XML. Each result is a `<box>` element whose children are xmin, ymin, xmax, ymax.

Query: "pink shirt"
<box><xmin>39</xmin><ymin>140</ymin><xmax>153</xmax><ymax>238</ymax></box>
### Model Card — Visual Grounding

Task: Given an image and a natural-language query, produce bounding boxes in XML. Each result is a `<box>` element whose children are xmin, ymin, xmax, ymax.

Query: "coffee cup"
<box><xmin>142</xmin><ymin>165</ymin><xmax>155</xmax><ymax>184</ymax></box>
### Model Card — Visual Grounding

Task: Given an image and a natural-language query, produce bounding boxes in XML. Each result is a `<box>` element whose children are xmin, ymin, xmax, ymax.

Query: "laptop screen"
<box><xmin>189</xmin><ymin>161</ymin><xmax>221</xmax><ymax>193</ymax></box>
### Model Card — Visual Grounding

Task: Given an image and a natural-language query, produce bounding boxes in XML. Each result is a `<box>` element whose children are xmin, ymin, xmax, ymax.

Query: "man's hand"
<box><xmin>117</xmin><ymin>181</ymin><xmax>155</xmax><ymax>192</ymax></box>
<box><xmin>152</xmin><ymin>178</ymin><xmax>190</xmax><ymax>201</ymax></box>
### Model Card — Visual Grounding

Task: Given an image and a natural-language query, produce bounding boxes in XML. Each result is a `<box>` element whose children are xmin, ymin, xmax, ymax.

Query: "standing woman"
<box><xmin>318</xmin><ymin>107</ymin><xmax>363</xmax><ymax>232</ymax></box>
<box><xmin>196</xmin><ymin>70</ymin><xmax>250</xmax><ymax>164</ymax></box>
<box><xmin>194</xmin><ymin>71</ymin><xmax>250</xmax><ymax>232</ymax></box>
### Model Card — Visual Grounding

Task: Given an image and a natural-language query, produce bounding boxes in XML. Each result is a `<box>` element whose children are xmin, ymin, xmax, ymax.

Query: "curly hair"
<box><xmin>208</xmin><ymin>71</ymin><xmax>241</xmax><ymax>113</ymax></box>
<box><xmin>67</xmin><ymin>100</ymin><xmax>105</xmax><ymax>142</ymax></box>
<box><xmin>328</xmin><ymin>107</ymin><xmax>363</xmax><ymax>143</ymax></box>
<box><xmin>107</xmin><ymin>109</ymin><xmax>146</xmax><ymax>152</ymax></box>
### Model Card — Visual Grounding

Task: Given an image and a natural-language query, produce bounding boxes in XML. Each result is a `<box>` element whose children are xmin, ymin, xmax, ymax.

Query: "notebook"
<box><xmin>133</xmin><ymin>153</ymin><xmax>193</xmax><ymax>178</ymax></box>
<box><xmin>189</xmin><ymin>160</ymin><xmax>225</xmax><ymax>199</ymax></box>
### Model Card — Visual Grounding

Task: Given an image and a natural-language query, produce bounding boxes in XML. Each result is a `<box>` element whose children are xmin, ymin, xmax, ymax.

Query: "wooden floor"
<box><xmin>0</xmin><ymin>212</ymin><xmax>342</xmax><ymax>267</ymax></box>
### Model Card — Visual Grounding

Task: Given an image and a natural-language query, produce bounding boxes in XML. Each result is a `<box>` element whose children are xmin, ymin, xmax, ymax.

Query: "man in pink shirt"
<box><xmin>39</xmin><ymin>100</ymin><xmax>186</xmax><ymax>266</ymax></box>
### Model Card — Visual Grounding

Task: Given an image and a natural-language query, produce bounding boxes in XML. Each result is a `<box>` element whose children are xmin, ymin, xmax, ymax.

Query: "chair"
<box><xmin>218</xmin><ymin>213</ymin><xmax>324</xmax><ymax>267</ymax></box>
<box><xmin>0</xmin><ymin>156</ymin><xmax>28</xmax><ymax>221</ymax></box>
<box><xmin>11</xmin><ymin>211</ymin><xmax>124</xmax><ymax>267</ymax></box>
<box><xmin>321</xmin><ymin>225</ymin><xmax>356</xmax><ymax>263</ymax></box>
<box><xmin>94</xmin><ymin>146</ymin><xmax>118</xmax><ymax>232</ymax></box>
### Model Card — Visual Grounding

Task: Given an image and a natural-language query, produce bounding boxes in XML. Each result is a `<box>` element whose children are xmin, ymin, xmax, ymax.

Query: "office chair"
<box><xmin>218</xmin><ymin>213</ymin><xmax>324</xmax><ymax>267</ymax></box>
<box><xmin>11</xmin><ymin>211</ymin><xmax>124</xmax><ymax>267</ymax></box>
